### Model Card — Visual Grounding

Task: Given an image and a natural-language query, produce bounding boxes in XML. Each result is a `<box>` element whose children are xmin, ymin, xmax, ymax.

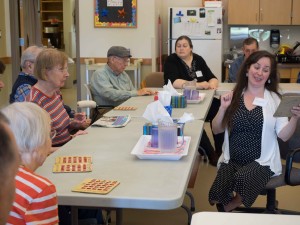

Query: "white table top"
<box><xmin>105</xmin><ymin>89</ymin><xmax>215</xmax><ymax>120</ymax></box>
<box><xmin>216</xmin><ymin>83</ymin><xmax>300</xmax><ymax>96</ymax></box>
<box><xmin>36</xmin><ymin>119</ymin><xmax>204</xmax><ymax>210</ymax></box>
<box><xmin>191</xmin><ymin>212</ymin><xmax>299</xmax><ymax>225</ymax></box>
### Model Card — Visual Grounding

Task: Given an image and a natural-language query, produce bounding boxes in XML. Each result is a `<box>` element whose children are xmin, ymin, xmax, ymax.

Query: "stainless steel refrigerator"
<box><xmin>168</xmin><ymin>7</ymin><xmax>223</xmax><ymax>81</ymax></box>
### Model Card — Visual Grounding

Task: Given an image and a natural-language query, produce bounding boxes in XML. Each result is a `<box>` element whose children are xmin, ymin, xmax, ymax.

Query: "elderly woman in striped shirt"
<box><xmin>2</xmin><ymin>102</ymin><xmax>59</xmax><ymax>225</ymax></box>
<box><xmin>27</xmin><ymin>48</ymin><xmax>90</xmax><ymax>147</ymax></box>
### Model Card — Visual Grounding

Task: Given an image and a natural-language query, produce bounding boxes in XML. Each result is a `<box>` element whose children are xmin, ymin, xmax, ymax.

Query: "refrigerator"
<box><xmin>168</xmin><ymin>7</ymin><xmax>223</xmax><ymax>81</ymax></box>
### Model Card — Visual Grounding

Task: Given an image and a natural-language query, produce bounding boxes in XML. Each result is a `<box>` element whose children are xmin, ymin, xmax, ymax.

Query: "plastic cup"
<box><xmin>191</xmin><ymin>90</ymin><xmax>200</xmax><ymax>100</ymax></box>
<box><xmin>183</xmin><ymin>89</ymin><xmax>192</xmax><ymax>100</ymax></box>
<box><xmin>158</xmin><ymin>123</ymin><xmax>177</xmax><ymax>153</ymax></box>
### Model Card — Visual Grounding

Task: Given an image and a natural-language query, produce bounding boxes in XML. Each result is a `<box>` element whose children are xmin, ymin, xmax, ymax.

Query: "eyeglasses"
<box><xmin>50</xmin><ymin>130</ymin><xmax>57</xmax><ymax>140</ymax></box>
<box><xmin>49</xmin><ymin>67</ymin><xmax>69</xmax><ymax>73</ymax></box>
<box><xmin>114</xmin><ymin>56</ymin><xmax>129</xmax><ymax>64</ymax></box>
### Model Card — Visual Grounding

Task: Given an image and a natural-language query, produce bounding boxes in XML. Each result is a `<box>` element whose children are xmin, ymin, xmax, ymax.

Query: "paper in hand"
<box><xmin>273</xmin><ymin>95</ymin><xmax>300</xmax><ymax>117</ymax></box>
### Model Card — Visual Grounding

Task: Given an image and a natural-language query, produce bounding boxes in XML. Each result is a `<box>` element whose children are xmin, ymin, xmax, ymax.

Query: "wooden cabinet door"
<box><xmin>228</xmin><ymin>0</ymin><xmax>260</xmax><ymax>25</ymax></box>
<box><xmin>292</xmin><ymin>0</ymin><xmax>300</xmax><ymax>25</ymax></box>
<box><xmin>291</xmin><ymin>68</ymin><xmax>300</xmax><ymax>83</ymax></box>
<box><xmin>278</xmin><ymin>69</ymin><xmax>291</xmax><ymax>81</ymax></box>
<box><xmin>260</xmin><ymin>0</ymin><xmax>292</xmax><ymax>25</ymax></box>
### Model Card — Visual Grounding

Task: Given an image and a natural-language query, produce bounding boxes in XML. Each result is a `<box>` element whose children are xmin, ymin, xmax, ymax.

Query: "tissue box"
<box><xmin>171</xmin><ymin>96</ymin><xmax>187</xmax><ymax>108</ymax></box>
<box><xmin>143</xmin><ymin>123</ymin><xmax>155</xmax><ymax>135</ymax></box>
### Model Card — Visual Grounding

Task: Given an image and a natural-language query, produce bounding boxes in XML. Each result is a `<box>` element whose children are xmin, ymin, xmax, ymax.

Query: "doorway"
<box><xmin>9</xmin><ymin>0</ymin><xmax>81</xmax><ymax>101</ymax></box>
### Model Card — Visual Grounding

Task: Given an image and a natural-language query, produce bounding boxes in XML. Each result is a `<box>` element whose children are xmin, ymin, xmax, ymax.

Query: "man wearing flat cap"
<box><xmin>91</xmin><ymin>46</ymin><xmax>155</xmax><ymax>108</ymax></box>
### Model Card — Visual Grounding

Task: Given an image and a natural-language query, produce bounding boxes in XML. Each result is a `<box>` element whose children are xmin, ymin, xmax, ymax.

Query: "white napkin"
<box><xmin>178</xmin><ymin>112</ymin><xmax>195</xmax><ymax>123</ymax></box>
<box><xmin>163</xmin><ymin>79</ymin><xmax>180</xmax><ymax>96</ymax></box>
<box><xmin>142</xmin><ymin>101</ymin><xmax>173</xmax><ymax>124</ymax></box>
<box><xmin>158</xmin><ymin>91</ymin><xmax>171</xmax><ymax>106</ymax></box>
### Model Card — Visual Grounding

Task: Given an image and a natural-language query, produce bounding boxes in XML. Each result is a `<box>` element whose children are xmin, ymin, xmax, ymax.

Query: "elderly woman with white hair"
<box><xmin>2</xmin><ymin>102</ymin><xmax>59</xmax><ymax>225</ymax></box>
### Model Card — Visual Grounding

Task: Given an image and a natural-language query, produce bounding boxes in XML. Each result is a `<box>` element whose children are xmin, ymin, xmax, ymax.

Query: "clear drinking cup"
<box><xmin>158</xmin><ymin>121</ymin><xmax>184</xmax><ymax>153</ymax></box>
<box><xmin>182</xmin><ymin>80</ymin><xmax>197</xmax><ymax>100</ymax></box>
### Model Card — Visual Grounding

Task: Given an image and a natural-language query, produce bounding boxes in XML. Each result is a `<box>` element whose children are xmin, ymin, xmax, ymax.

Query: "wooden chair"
<box><xmin>140</xmin><ymin>72</ymin><xmax>164</xmax><ymax>88</ymax></box>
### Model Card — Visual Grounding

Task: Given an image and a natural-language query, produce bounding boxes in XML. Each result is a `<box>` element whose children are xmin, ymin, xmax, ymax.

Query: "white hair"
<box><xmin>20</xmin><ymin>45</ymin><xmax>43</xmax><ymax>68</ymax></box>
<box><xmin>1</xmin><ymin>102</ymin><xmax>51</xmax><ymax>155</ymax></box>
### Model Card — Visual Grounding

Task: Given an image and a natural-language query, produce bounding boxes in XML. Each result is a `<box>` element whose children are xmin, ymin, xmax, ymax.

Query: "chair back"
<box><xmin>141</xmin><ymin>72</ymin><xmax>164</xmax><ymax>88</ymax></box>
<box><xmin>83</xmin><ymin>83</ymin><xmax>94</xmax><ymax>101</ymax></box>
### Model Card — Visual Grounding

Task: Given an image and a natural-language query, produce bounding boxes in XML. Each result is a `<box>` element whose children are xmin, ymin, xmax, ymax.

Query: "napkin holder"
<box><xmin>171</xmin><ymin>96</ymin><xmax>187</xmax><ymax>108</ymax></box>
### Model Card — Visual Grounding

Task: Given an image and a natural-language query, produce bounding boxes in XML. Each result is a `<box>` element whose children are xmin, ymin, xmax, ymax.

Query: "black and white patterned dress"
<box><xmin>209</xmin><ymin>96</ymin><xmax>274</xmax><ymax>207</ymax></box>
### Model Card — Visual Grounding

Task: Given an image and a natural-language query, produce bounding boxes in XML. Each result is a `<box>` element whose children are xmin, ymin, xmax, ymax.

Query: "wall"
<box><xmin>79</xmin><ymin>1</ymin><xmax>157</xmax><ymax>60</ymax></box>
<box><xmin>0</xmin><ymin>0</ymin><xmax>11</xmax><ymax>57</ymax></box>
<box><xmin>232</xmin><ymin>25</ymin><xmax>300</xmax><ymax>54</ymax></box>
<box><xmin>78</xmin><ymin>0</ymin><xmax>160</xmax><ymax>98</ymax></box>
<box><xmin>63</xmin><ymin>0</ymin><xmax>76</xmax><ymax>58</ymax></box>
<box><xmin>0</xmin><ymin>0</ymin><xmax>11</xmax><ymax>107</ymax></box>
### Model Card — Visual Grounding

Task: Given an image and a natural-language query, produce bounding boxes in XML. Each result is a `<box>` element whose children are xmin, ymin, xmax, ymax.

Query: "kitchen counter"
<box><xmin>277</xmin><ymin>63</ymin><xmax>300</xmax><ymax>68</ymax></box>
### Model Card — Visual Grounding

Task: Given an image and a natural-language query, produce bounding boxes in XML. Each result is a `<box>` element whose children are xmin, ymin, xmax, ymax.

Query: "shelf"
<box><xmin>40</xmin><ymin>0</ymin><xmax>64</xmax><ymax>49</ymax></box>
<box><xmin>42</xmin><ymin>20</ymin><xmax>63</xmax><ymax>23</ymax></box>
<box><xmin>41</xmin><ymin>10</ymin><xmax>63</xmax><ymax>12</ymax></box>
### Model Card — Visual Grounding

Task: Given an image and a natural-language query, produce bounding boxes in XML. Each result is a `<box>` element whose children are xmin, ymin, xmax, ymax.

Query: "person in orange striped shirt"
<box><xmin>2</xmin><ymin>102</ymin><xmax>59</xmax><ymax>225</ymax></box>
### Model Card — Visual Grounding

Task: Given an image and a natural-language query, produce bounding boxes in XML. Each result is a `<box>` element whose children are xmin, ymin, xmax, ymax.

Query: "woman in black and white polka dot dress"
<box><xmin>208</xmin><ymin>51</ymin><xmax>300</xmax><ymax>212</ymax></box>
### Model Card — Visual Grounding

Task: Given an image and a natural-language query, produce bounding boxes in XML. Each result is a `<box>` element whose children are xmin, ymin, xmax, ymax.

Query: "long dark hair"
<box><xmin>223</xmin><ymin>50</ymin><xmax>280</xmax><ymax>128</ymax></box>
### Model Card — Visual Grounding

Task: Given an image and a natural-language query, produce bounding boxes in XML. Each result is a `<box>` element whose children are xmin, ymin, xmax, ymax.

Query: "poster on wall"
<box><xmin>94</xmin><ymin>0</ymin><xmax>137</xmax><ymax>28</ymax></box>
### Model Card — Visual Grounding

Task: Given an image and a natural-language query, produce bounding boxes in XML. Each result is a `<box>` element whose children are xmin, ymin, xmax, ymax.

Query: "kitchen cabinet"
<box><xmin>278</xmin><ymin>67</ymin><xmax>300</xmax><ymax>83</ymax></box>
<box><xmin>260</xmin><ymin>0</ymin><xmax>292</xmax><ymax>25</ymax></box>
<box><xmin>228</xmin><ymin>0</ymin><xmax>260</xmax><ymax>25</ymax></box>
<box><xmin>40</xmin><ymin>0</ymin><xmax>64</xmax><ymax>49</ymax></box>
<box><xmin>291</xmin><ymin>68</ymin><xmax>300</xmax><ymax>83</ymax></box>
<box><xmin>292</xmin><ymin>0</ymin><xmax>300</xmax><ymax>25</ymax></box>
<box><xmin>228</xmin><ymin>0</ymin><xmax>292</xmax><ymax>25</ymax></box>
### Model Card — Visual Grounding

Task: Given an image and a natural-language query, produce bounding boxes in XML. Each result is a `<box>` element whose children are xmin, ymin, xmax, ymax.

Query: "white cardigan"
<box><xmin>221</xmin><ymin>90</ymin><xmax>288</xmax><ymax>176</ymax></box>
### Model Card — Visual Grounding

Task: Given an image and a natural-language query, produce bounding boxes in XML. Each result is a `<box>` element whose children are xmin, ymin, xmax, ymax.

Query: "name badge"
<box><xmin>253</xmin><ymin>97</ymin><xmax>267</xmax><ymax>107</ymax></box>
<box><xmin>196</xmin><ymin>71</ymin><xmax>203</xmax><ymax>77</ymax></box>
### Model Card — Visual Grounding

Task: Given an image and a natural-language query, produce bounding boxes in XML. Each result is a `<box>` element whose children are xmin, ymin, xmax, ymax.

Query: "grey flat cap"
<box><xmin>107</xmin><ymin>46</ymin><xmax>132</xmax><ymax>58</ymax></box>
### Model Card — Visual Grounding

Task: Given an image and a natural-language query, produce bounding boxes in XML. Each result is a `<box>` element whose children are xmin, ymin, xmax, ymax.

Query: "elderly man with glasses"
<box><xmin>10</xmin><ymin>45</ymin><xmax>43</xmax><ymax>103</ymax></box>
<box><xmin>91</xmin><ymin>46</ymin><xmax>155</xmax><ymax>108</ymax></box>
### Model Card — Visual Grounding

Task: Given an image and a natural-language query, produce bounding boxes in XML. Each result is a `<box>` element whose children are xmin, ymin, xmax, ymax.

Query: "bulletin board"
<box><xmin>94</xmin><ymin>0</ymin><xmax>137</xmax><ymax>28</ymax></box>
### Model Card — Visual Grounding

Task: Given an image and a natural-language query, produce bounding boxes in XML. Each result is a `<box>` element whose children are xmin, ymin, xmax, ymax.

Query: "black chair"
<box><xmin>235</xmin><ymin>145</ymin><xmax>300</xmax><ymax>214</ymax></box>
<box><xmin>140</xmin><ymin>72</ymin><xmax>164</xmax><ymax>88</ymax></box>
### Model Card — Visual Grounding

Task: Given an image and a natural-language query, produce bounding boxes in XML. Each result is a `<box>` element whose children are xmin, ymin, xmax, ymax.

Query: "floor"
<box><xmin>61</xmin><ymin>85</ymin><xmax>300</xmax><ymax>225</ymax></box>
